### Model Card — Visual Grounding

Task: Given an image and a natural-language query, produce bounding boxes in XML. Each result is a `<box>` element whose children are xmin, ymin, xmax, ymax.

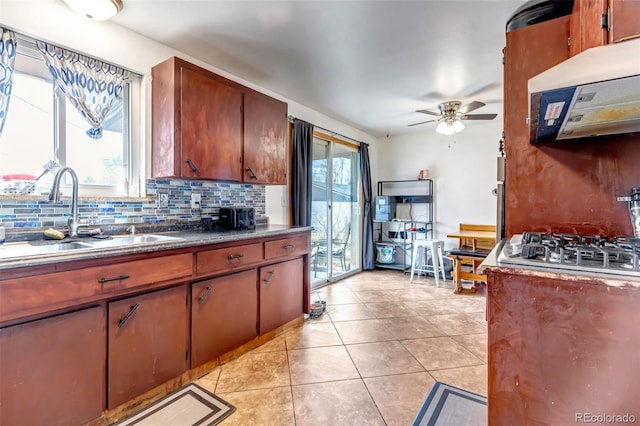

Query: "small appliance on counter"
<box><xmin>219</xmin><ymin>207</ymin><xmax>255</xmax><ymax>230</ymax></box>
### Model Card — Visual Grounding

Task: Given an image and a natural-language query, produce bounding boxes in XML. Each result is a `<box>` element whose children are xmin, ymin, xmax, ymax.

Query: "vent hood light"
<box><xmin>528</xmin><ymin>38</ymin><xmax>640</xmax><ymax>143</ymax></box>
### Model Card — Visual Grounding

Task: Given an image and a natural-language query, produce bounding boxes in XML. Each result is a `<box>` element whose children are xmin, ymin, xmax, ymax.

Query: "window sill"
<box><xmin>0</xmin><ymin>194</ymin><xmax>153</xmax><ymax>203</ymax></box>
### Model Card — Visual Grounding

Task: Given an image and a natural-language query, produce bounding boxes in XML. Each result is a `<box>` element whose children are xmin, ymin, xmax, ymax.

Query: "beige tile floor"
<box><xmin>195</xmin><ymin>269</ymin><xmax>488</xmax><ymax>425</ymax></box>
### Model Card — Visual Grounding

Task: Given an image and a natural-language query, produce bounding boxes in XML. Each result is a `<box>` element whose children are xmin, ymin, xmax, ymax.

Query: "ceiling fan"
<box><xmin>409</xmin><ymin>100</ymin><xmax>498</xmax><ymax>135</ymax></box>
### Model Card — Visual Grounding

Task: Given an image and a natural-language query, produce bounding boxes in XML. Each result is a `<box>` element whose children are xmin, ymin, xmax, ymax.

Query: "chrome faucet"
<box><xmin>48</xmin><ymin>166</ymin><xmax>81</xmax><ymax>238</ymax></box>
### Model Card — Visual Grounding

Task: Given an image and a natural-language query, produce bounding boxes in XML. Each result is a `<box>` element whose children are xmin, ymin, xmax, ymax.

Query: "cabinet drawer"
<box><xmin>196</xmin><ymin>243</ymin><xmax>263</xmax><ymax>275</ymax></box>
<box><xmin>0</xmin><ymin>253</ymin><xmax>193</xmax><ymax>323</ymax></box>
<box><xmin>264</xmin><ymin>234</ymin><xmax>309</xmax><ymax>260</ymax></box>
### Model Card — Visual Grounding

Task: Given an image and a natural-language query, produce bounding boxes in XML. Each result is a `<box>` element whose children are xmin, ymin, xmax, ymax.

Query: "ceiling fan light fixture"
<box><xmin>436</xmin><ymin>119</ymin><xmax>464</xmax><ymax>135</ymax></box>
<box><xmin>63</xmin><ymin>0</ymin><xmax>123</xmax><ymax>21</ymax></box>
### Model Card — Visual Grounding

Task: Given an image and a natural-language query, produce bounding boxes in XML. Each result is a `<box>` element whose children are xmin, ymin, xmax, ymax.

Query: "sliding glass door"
<box><xmin>310</xmin><ymin>137</ymin><xmax>361</xmax><ymax>288</ymax></box>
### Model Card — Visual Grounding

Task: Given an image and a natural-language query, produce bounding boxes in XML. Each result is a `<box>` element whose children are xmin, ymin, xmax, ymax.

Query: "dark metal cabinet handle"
<box><xmin>186</xmin><ymin>159</ymin><xmax>200</xmax><ymax>174</ymax></box>
<box><xmin>263</xmin><ymin>269</ymin><xmax>275</xmax><ymax>284</ymax></box>
<box><xmin>198</xmin><ymin>286</ymin><xmax>212</xmax><ymax>304</ymax></box>
<box><xmin>246</xmin><ymin>167</ymin><xmax>257</xmax><ymax>179</ymax></box>
<box><xmin>98</xmin><ymin>274</ymin><xmax>130</xmax><ymax>284</ymax></box>
<box><xmin>283</xmin><ymin>244</ymin><xmax>295</xmax><ymax>250</ymax></box>
<box><xmin>227</xmin><ymin>253</ymin><xmax>244</xmax><ymax>260</ymax></box>
<box><xmin>118</xmin><ymin>303</ymin><xmax>139</xmax><ymax>328</ymax></box>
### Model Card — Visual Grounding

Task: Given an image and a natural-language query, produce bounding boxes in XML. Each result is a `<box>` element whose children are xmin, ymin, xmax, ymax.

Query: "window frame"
<box><xmin>2</xmin><ymin>33</ymin><xmax>142</xmax><ymax>198</ymax></box>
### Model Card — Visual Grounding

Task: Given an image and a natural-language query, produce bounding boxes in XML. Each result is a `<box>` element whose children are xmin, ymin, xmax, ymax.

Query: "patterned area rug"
<box><xmin>114</xmin><ymin>383</ymin><xmax>235</xmax><ymax>426</ymax></box>
<box><xmin>412</xmin><ymin>382</ymin><xmax>487</xmax><ymax>426</ymax></box>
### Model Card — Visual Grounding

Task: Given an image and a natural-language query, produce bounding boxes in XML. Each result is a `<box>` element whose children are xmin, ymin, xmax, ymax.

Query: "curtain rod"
<box><xmin>287</xmin><ymin>115</ymin><xmax>368</xmax><ymax>146</ymax></box>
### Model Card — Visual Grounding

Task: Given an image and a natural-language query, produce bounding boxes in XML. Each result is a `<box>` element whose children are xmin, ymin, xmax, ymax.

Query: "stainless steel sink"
<box><xmin>88</xmin><ymin>234</ymin><xmax>183</xmax><ymax>247</ymax></box>
<box><xmin>112</xmin><ymin>234</ymin><xmax>182</xmax><ymax>244</ymax></box>
<box><xmin>0</xmin><ymin>234</ymin><xmax>183</xmax><ymax>261</ymax></box>
<box><xmin>0</xmin><ymin>241</ymin><xmax>95</xmax><ymax>260</ymax></box>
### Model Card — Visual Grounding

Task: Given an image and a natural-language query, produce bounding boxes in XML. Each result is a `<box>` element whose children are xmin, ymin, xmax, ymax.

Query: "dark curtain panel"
<box><xmin>291</xmin><ymin>119</ymin><xmax>314</xmax><ymax>226</ymax></box>
<box><xmin>359</xmin><ymin>143</ymin><xmax>375</xmax><ymax>270</ymax></box>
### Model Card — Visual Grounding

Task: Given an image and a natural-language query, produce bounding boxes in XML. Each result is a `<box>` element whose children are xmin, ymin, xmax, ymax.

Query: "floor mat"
<box><xmin>114</xmin><ymin>383</ymin><xmax>235</xmax><ymax>426</ymax></box>
<box><xmin>412</xmin><ymin>381</ymin><xmax>487</xmax><ymax>426</ymax></box>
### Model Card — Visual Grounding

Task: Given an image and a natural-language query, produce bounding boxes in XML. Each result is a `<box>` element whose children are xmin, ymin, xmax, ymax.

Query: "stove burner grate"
<box><xmin>513</xmin><ymin>232</ymin><xmax>640</xmax><ymax>275</ymax></box>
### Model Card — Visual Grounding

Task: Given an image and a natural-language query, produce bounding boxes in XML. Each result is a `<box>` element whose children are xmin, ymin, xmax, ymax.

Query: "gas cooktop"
<box><xmin>498</xmin><ymin>232</ymin><xmax>640</xmax><ymax>279</ymax></box>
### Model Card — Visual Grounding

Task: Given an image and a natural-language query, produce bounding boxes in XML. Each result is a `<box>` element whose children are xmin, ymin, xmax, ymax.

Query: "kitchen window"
<box><xmin>0</xmin><ymin>33</ymin><xmax>142</xmax><ymax>197</ymax></box>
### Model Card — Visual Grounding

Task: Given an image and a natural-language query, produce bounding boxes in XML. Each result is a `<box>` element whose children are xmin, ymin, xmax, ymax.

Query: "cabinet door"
<box><xmin>487</xmin><ymin>271</ymin><xmax>640</xmax><ymax>424</ymax></box>
<box><xmin>569</xmin><ymin>0</ymin><xmax>608</xmax><ymax>56</ymax></box>
<box><xmin>610</xmin><ymin>0</ymin><xmax>640</xmax><ymax>43</ymax></box>
<box><xmin>243</xmin><ymin>90</ymin><xmax>288</xmax><ymax>184</ymax></box>
<box><xmin>180</xmin><ymin>66</ymin><xmax>243</xmax><ymax>180</ymax></box>
<box><xmin>504</xmin><ymin>17</ymin><xmax>570</xmax><ymax>237</ymax></box>
<box><xmin>0</xmin><ymin>307</ymin><xmax>105</xmax><ymax>426</ymax></box>
<box><xmin>259</xmin><ymin>258</ymin><xmax>303</xmax><ymax>334</ymax></box>
<box><xmin>108</xmin><ymin>285</ymin><xmax>188</xmax><ymax>409</ymax></box>
<box><xmin>191</xmin><ymin>270</ymin><xmax>258</xmax><ymax>367</ymax></box>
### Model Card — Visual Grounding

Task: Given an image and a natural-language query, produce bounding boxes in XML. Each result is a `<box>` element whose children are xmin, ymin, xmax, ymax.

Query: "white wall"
<box><xmin>376</xmin><ymin>122</ymin><xmax>500</xmax><ymax>249</ymax></box>
<box><xmin>1</xmin><ymin>0</ymin><xmax>377</xmax><ymax>225</ymax></box>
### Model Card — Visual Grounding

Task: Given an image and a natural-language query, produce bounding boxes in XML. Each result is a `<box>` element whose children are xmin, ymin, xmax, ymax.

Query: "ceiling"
<box><xmin>112</xmin><ymin>0</ymin><xmax>525</xmax><ymax>137</ymax></box>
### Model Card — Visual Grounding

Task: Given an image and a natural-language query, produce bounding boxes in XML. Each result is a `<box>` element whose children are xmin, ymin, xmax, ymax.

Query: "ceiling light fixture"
<box><xmin>436</xmin><ymin>119</ymin><xmax>464</xmax><ymax>135</ymax></box>
<box><xmin>63</xmin><ymin>0</ymin><xmax>123</xmax><ymax>21</ymax></box>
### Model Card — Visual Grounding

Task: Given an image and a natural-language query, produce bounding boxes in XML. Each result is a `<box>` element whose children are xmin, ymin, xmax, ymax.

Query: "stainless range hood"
<box><xmin>528</xmin><ymin>38</ymin><xmax>640</xmax><ymax>143</ymax></box>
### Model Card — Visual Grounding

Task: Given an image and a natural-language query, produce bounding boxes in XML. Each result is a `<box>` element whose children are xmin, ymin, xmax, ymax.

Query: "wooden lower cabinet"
<box><xmin>259</xmin><ymin>258</ymin><xmax>303</xmax><ymax>334</ymax></box>
<box><xmin>191</xmin><ymin>270</ymin><xmax>258</xmax><ymax>367</ymax></box>
<box><xmin>0</xmin><ymin>306</ymin><xmax>105</xmax><ymax>426</ymax></box>
<box><xmin>108</xmin><ymin>285</ymin><xmax>189</xmax><ymax>409</ymax></box>
<box><xmin>0</xmin><ymin>231</ymin><xmax>310</xmax><ymax>421</ymax></box>
<box><xmin>487</xmin><ymin>271</ymin><xmax>640</xmax><ymax>424</ymax></box>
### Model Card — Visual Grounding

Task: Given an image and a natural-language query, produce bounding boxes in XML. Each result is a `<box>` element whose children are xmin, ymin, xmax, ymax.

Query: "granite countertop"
<box><xmin>479</xmin><ymin>240</ymin><xmax>640</xmax><ymax>288</ymax></box>
<box><xmin>0</xmin><ymin>224</ymin><xmax>312</xmax><ymax>271</ymax></box>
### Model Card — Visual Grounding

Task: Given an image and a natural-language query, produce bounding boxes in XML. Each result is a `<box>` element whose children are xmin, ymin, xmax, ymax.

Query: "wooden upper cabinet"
<box><xmin>570</xmin><ymin>0</ymin><xmax>640</xmax><ymax>56</ymax></box>
<box><xmin>503</xmin><ymin>17</ymin><xmax>570</xmax><ymax>237</ymax></box>
<box><xmin>243</xmin><ymin>90</ymin><xmax>288</xmax><ymax>184</ymax></box>
<box><xmin>569</xmin><ymin>0</ymin><xmax>607</xmax><ymax>56</ymax></box>
<box><xmin>180</xmin><ymin>67</ymin><xmax>243</xmax><ymax>181</ymax></box>
<box><xmin>152</xmin><ymin>56</ymin><xmax>288</xmax><ymax>184</ymax></box>
<box><xmin>152</xmin><ymin>57</ymin><xmax>243</xmax><ymax>180</ymax></box>
<box><xmin>610</xmin><ymin>0</ymin><xmax>640</xmax><ymax>43</ymax></box>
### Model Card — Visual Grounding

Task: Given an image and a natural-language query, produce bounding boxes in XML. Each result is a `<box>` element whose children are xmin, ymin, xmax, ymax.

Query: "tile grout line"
<box><xmin>284</xmin><ymin>331</ymin><xmax>299</xmax><ymax>426</ymax></box>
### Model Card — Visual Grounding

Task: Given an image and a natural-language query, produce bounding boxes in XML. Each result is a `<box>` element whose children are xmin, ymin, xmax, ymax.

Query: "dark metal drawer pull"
<box><xmin>246</xmin><ymin>167</ymin><xmax>257</xmax><ymax>179</ymax></box>
<box><xmin>283</xmin><ymin>244</ymin><xmax>295</xmax><ymax>249</ymax></box>
<box><xmin>198</xmin><ymin>286</ymin><xmax>212</xmax><ymax>304</ymax></box>
<box><xmin>118</xmin><ymin>303</ymin><xmax>139</xmax><ymax>328</ymax></box>
<box><xmin>263</xmin><ymin>269</ymin><xmax>275</xmax><ymax>284</ymax></box>
<box><xmin>227</xmin><ymin>253</ymin><xmax>244</xmax><ymax>260</ymax></box>
<box><xmin>98</xmin><ymin>274</ymin><xmax>130</xmax><ymax>284</ymax></box>
<box><xmin>186</xmin><ymin>159</ymin><xmax>200</xmax><ymax>174</ymax></box>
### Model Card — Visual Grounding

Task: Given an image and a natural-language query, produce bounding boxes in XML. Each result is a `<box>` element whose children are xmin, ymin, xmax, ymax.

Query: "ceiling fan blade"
<box><xmin>461</xmin><ymin>113</ymin><xmax>498</xmax><ymax>120</ymax></box>
<box><xmin>416</xmin><ymin>109</ymin><xmax>441</xmax><ymax>116</ymax></box>
<box><xmin>458</xmin><ymin>101</ymin><xmax>486</xmax><ymax>114</ymax></box>
<box><xmin>463</xmin><ymin>82</ymin><xmax>502</xmax><ymax>99</ymax></box>
<box><xmin>408</xmin><ymin>119</ymin><xmax>438</xmax><ymax>127</ymax></box>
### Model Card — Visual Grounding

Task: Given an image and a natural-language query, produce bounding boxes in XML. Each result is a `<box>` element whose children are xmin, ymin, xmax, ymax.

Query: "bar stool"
<box><xmin>410</xmin><ymin>240</ymin><xmax>446</xmax><ymax>286</ymax></box>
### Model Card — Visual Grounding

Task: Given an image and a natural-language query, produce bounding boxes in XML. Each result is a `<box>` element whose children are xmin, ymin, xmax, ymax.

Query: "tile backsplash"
<box><xmin>0</xmin><ymin>178</ymin><xmax>265</xmax><ymax>229</ymax></box>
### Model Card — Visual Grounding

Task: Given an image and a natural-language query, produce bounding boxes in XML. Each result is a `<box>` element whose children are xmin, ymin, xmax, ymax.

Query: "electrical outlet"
<box><xmin>158</xmin><ymin>192</ymin><xmax>169</xmax><ymax>208</ymax></box>
<box><xmin>190</xmin><ymin>193</ymin><xmax>201</xmax><ymax>209</ymax></box>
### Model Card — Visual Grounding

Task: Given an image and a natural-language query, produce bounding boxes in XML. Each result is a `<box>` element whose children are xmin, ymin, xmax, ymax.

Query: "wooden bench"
<box><xmin>446</xmin><ymin>224</ymin><xmax>496</xmax><ymax>294</ymax></box>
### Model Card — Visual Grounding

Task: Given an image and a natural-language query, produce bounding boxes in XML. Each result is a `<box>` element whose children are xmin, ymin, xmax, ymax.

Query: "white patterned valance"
<box><xmin>0</xmin><ymin>28</ymin><xmax>17</xmax><ymax>137</ymax></box>
<box><xmin>37</xmin><ymin>41</ymin><xmax>129</xmax><ymax>139</ymax></box>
